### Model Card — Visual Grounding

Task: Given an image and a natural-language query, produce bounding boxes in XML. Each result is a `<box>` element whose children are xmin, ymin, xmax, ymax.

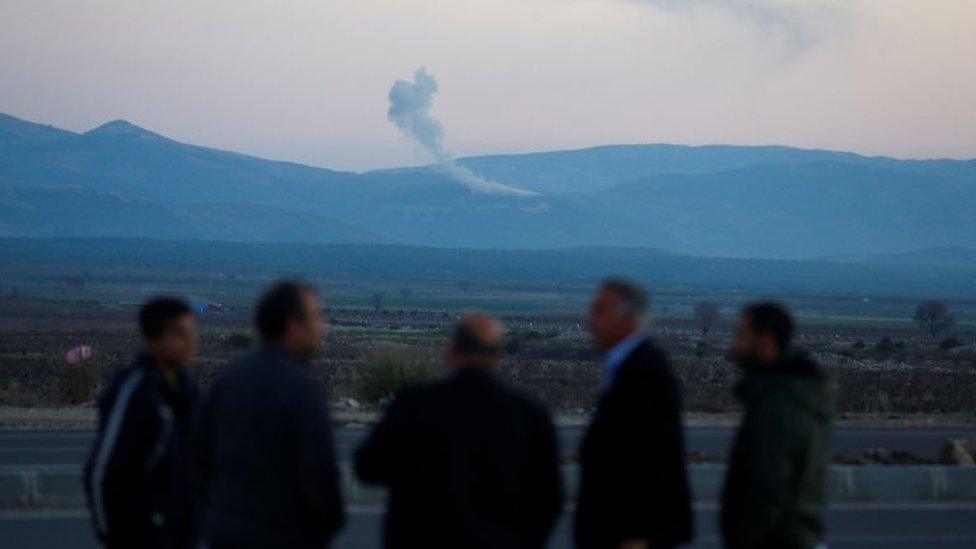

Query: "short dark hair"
<box><xmin>599</xmin><ymin>278</ymin><xmax>649</xmax><ymax>315</ymax></box>
<box><xmin>139</xmin><ymin>297</ymin><xmax>192</xmax><ymax>339</ymax></box>
<box><xmin>452</xmin><ymin>322</ymin><xmax>500</xmax><ymax>357</ymax></box>
<box><xmin>743</xmin><ymin>302</ymin><xmax>795</xmax><ymax>350</ymax></box>
<box><xmin>255</xmin><ymin>280</ymin><xmax>316</xmax><ymax>342</ymax></box>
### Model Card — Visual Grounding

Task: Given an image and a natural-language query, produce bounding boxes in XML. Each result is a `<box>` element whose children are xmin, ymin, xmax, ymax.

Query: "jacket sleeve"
<box><xmin>354</xmin><ymin>391</ymin><xmax>411</xmax><ymax>485</ymax></box>
<box><xmin>604</xmin><ymin>355</ymin><xmax>684</xmax><ymax>542</ymax></box>
<box><xmin>729</xmin><ymin>391</ymin><xmax>796</xmax><ymax>547</ymax></box>
<box><xmin>189</xmin><ymin>384</ymin><xmax>216</xmax><ymax>515</ymax></box>
<box><xmin>88</xmin><ymin>387</ymin><xmax>163</xmax><ymax>547</ymax></box>
<box><xmin>527</xmin><ymin>406</ymin><xmax>564</xmax><ymax>547</ymax></box>
<box><xmin>295</xmin><ymin>382</ymin><xmax>345</xmax><ymax>540</ymax></box>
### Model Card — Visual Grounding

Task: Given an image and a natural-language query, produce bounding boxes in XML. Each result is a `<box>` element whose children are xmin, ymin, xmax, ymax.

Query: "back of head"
<box><xmin>139</xmin><ymin>296</ymin><xmax>192</xmax><ymax>340</ymax></box>
<box><xmin>449</xmin><ymin>313</ymin><xmax>503</xmax><ymax>371</ymax></box>
<box><xmin>139</xmin><ymin>296</ymin><xmax>196</xmax><ymax>369</ymax></box>
<box><xmin>743</xmin><ymin>302</ymin><xmax>794</xmax><ymax>352</ymax></box>
<box><xmin>255</xmin><ymin>280</ymin><xmax>312</xmax><ymax>342</ymax></box>
<box><xmin>599</xmin><ymin>278</ymin><xmax>648</xmax><ymax>319</ymax></box>
<box><xmin>255</xmin><ymin>281</ymin><xmax>323</xmax><ymax>360</ymax></box>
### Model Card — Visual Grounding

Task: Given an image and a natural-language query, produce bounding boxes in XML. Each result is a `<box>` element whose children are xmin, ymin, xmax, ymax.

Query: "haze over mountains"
<box><xmin>1</xmin><ymin>111</ymin><xmax>974</xmax><ymax>261</ymax></box>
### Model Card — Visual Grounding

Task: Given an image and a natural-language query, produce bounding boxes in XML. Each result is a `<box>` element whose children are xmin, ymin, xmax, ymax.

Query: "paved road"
<box><xmin>1</xmin><ymin>505</ymin><xmax>974</xmax><ymax>548</ymax></box>
<box><xmin>2</xmin><ymin>426</ymin><xmax>974</xmax><ymax>466</ymax></box>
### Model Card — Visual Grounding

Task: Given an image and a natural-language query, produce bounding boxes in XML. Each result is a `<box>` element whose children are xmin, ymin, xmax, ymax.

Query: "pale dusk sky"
<box><xmin>1</xmin><ymin>0</ymin><xmax>974</xmax><ymax>171</ymax></box>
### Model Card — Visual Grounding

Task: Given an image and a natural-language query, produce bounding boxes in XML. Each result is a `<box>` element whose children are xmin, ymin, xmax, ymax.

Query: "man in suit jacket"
<box><xmin>356</xmin><ymin>313</ymin><xmax>564</xmax><ymax>549</ymax></box>
<box><xmin>575</xmin><ymin>279</ymin><xmax>693</xmax><ymax>549</ymax></box>
<box><xmin>194</xmin><ymin>281</ymin><xmax>344</xmax><ymax>549</ymax></box>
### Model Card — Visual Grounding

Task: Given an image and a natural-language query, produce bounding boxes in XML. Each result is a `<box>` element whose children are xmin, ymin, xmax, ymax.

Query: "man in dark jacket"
<box><xmin>721</xmin><ymin>302</ymin><xmax>834</xmax><ymax>549</ymax></box>
<box><xmin>356</xmin><ymin>313</ymin><xmax>564</xmax><ymax>549</ymax></box>
<box><xmin>85</xmin><ymin>297</ymin><xmax>200</xmax><ymax>549</ymax></box>
<box><xmin>575</xmin><ymin>280</ymin><xmax>693</xmax><ymax>549</ymax></box>
<box><xmin>195</xmin><ymin>281</ymin><xmax>344</xmax><ymax>549</ymax></box>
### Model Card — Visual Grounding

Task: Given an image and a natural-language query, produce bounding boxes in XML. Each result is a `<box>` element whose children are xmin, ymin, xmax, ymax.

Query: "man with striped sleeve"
<box><xmin>85</xmin><ymin>297</ymin><xmax>200</xmax><ymax>549</ymax></box>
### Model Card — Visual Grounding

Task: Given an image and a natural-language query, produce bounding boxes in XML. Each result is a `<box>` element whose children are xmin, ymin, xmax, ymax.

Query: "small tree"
<box><xmin>371</xmin><ymin>291</ymin><xmax>385</xmax><ymax>313</ymax></box>
<box><xmin>914</xmin><ymin>300</ymin><xmax>955</xmax><ymax>340</ymax></box>
<box><xmin>693</xmin><ymin>301</ymin><xmax>721</xmax><ymax>337</ymax></box>
<box><xmin>400</xmin><ymin>286</ymin><xmax>413</xmax><ymax>306</ymax></box>
<box><xmin>356</xmin><ymin>346</ymin><xmax>438</xmax><ymax>405</ymax></box>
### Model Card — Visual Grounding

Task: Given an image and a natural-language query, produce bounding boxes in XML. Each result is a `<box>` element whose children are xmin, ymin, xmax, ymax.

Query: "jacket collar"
<box><xmin>133</xmin><ymin>352</ymin><xmax>190</xmax><ymax>393</ymax></box>
<box><xmin>735</xmin><ymin>351</ymin><xmax>823</xmax><ymax>402</ymax></box>
<box><xmin>258</xmin><ymin>343</ymin><xmax>309</xmax><ymax>368</ymax></box>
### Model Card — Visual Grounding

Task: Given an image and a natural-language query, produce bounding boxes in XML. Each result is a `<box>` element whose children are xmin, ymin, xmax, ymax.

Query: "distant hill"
<box><xmin>822</xmin><ymin>247</ymin><xmax>976</xmax><ymax>268</ymax></box>
<box><xmin>4</xmin><ymin>237</ymin><xmax>976</xmax><ymax>299</ymax></box>
<box><xmin>0</xmin><ymin>182</ymin><xmax>386</xmax><ymax>244</ymax></box>
<box><xmin>447</xmin><ymin>144</ymin><xmax>976</xmax><ymax>195</ymax></box>
<box><xmin>0</xmin><ymin>111</ymin><xmax>974</xmax><ymax>258</ymax></box>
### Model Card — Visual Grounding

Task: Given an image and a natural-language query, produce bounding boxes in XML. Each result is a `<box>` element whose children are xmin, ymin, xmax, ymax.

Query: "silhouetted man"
<box><xmin>721</xmin><ymin>303</ymin><xmax>833</xmax><ymax>549</ymax></box>
<box><xmin>356</xmin><ymin>313</ymin><xmax>563</xmax><ymax>549</ymax></box>
<box><xmin>575</xmin><ymin>280</ymin><xmax>692</xmax><ymax>549</ymax></box>
<box><xmin>195</xmin><ymin>281</ymin><xmax>344</xmax><ymax>549</ymax></box>
<box><xmin>85</xmin><ymin>297</ymin><xmax>200</xmax><ymax>549</ymax></box>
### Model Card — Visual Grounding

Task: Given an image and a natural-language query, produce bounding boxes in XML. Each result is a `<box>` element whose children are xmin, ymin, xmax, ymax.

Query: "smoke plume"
<box><xmin>388</xmin><ymin>67</ymin><xmax>536</xmax><ymax>196</ymax></box>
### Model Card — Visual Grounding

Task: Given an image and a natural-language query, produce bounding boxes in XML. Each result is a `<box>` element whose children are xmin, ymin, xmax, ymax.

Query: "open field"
<box><xmin>0</xmin><ymin>297</ymin><xmax>973</xmax><ymax>416</ymax></box>
<box><xmin>0</xmin><ymin>239</ymin><xmax>974</xmax><ymax>417</ymax></box>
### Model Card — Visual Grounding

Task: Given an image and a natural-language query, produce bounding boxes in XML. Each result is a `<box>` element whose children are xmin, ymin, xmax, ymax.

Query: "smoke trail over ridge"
<box><xmin>388</xmin><ymin>67</ymin><xmax>536</xmax><ymax>196</ymax></box>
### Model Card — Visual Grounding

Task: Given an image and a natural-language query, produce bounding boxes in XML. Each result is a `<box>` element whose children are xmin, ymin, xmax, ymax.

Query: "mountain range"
<box><xmin>1</xmin><ymin>111</ymin><xmax>974</xmax><ymax>260</ymax></box>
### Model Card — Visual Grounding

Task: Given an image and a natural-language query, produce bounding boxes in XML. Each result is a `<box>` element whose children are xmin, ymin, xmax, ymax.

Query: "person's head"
<box><xmin>732</xmin><ymin>302</ymin><xmax>795</xmax><ymax>365</ymax></box>
<box><xmin>446</xmin><ymin>313</ymin><xmax>503</xmax><ymax>372</ymax></box>
<box><xmin>255</xmin><ymin>280</ymin><xmax>326</xmax><ymax>360</ymax></box>
<box><xmin>139</xmin><ymin>297</ymin><xmax>196</xmax><ymax>371</ymax></box>
<box><xmin>588</xmin><ymin>278</ymin><xmax>648</xmax><ymax>351</ymax></box>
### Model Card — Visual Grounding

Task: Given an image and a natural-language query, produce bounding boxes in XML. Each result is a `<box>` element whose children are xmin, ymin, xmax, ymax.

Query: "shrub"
<box><xmin>939</xmin><ymin>337</ymin><xmax>962</xmax><ymax>351</ymax></box>
<box><xmin>875</xmin><ymin>337</ymin><xmax>898</xmax><ymax>354</ymax></box>
<box><xmin>0</xmin><ymin>380</ymin><xmax>42</xmax><ymax>407</ymax></box>
<box><xmin>62</xmin><ymin>362</ymin><xmax>97</xmax><ymax>404</ymax></box>
<box><xmin>355</xmin><ymin>346</ymin><xmax>438</xmax><ymax>405</ymax></box>
<box><xmin>851</xmin><ymin>340</ymin><xmax>866</xmax><ymax>350</ymax></box>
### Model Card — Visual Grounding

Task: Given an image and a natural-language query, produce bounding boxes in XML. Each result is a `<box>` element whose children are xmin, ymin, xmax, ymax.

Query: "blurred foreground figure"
<box><xmin>721</xmin><ymin>303</ymin><xmax>834</xmax><ymax>549</ymax></box>
<box><xmin>575</xmin><ymin>280</ymin><xmax>692</xmax><ymax>549</ymax></box>
<box><xmin>195</xmin><ymin>281</ymin><xmax>344</xmax><ymax>548</ymax></box>
<box><xmin>356</xmin><ymin>313</ymin><xmax>563</xmax><ymax>549</ymax></box>
<box><xmin>85</xmin><ymin>297</ymin><xmax>199</xmax><ymax>549</ymax></box>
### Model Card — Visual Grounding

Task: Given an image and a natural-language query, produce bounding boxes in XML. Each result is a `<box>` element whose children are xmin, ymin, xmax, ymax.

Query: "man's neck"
<box><xmin>147</xmin><ymin>355</ymin><xmax>181</xmax><ymax>388</ymax></box>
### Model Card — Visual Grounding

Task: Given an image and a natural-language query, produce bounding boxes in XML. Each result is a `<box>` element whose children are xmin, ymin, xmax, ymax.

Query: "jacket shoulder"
<box><xmin>619</xmin><ymin>340</ymin><xmax>674</xmax><ymax>381</ymax></box>
<box><xmin>99</xmin><ymin>364</ymin><xmax>151</xmax><ymax>407</ymax></box>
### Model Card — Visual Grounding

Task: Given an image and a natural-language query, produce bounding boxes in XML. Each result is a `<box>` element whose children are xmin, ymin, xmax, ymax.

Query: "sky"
<box><xmin>1</xmin><ymin>0</ymin><xmax>974</xmax><ymax>171</ymax></box>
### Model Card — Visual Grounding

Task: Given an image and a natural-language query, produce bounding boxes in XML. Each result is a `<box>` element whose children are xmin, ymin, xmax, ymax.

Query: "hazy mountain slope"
<box><xmin>0</xmin><ymin>112</ymin><xmax>77</xmax><ymax>144</ymax></box>
<box><xmin>0</xmin><ymin>183</ymin><xmax>384</xmax><ymax>243</ymax></box>
<box><xmin>822</xmin><ymin>247</ymin><xmax>976</xmax><ymax>268</ymax></box>
<box><xmin>1</xmin><ymin>111</ymin><xmax>975</xmax><ymax>257</ymax></box>
<box><xmin>446</xmin><ymin>144</ymin><xmax>976</xmax><ymax>194</ymax></box>
<box><xmin>570</xmin><ymin>162</ymin><xmax>976</xmax><ymax>258</ymax></box>
<box><xmin>0</xmin><ymin>118</ymin><xmax>361</xmax><ymax>208</ymax></box>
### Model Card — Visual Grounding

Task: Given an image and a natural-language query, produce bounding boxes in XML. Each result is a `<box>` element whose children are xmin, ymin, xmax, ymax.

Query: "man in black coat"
<box><xmin>194</xmin><ymin>281</ymin><xmax>344</xmax><ymax>549</ymax></box>
<box><xmin>85</xmin><ymin>297</ymin><xmax>200</xmax><ymax>549</ymax></box>
<box><xmin>356</xmin><ymin>313</ymin><xmax>564</xmax><ymax>549</ymax></box>
<box><xmin>575</xmin><ymin>280</ymin><xmax>693</xmax><ymax>549</ymax></box>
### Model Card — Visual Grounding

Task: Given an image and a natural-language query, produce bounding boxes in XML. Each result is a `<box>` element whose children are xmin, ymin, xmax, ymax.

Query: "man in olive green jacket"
<box><xmin>721</xmin><ymin>303</ymin><xmax>834</xmax><ymax>549</ymax></box>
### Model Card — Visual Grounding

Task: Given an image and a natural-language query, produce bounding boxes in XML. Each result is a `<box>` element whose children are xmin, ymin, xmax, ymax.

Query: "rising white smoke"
<box><xmin>388</xmin><ymin>67</ymin><xmax>536</xmax><ymax>196</ymax></box>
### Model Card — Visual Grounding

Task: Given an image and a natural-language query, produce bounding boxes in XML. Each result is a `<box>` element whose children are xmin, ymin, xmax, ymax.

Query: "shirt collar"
<box><xmin>599</xmin><ymin>332</ymin><xmax>648</xmax><ymax>392</ymax></box>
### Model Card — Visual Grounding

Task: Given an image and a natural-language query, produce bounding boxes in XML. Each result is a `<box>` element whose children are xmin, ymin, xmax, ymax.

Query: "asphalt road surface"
<box><xmin>1</xmin><ymin>505</ymin><xmax>974</xmax><ymax>548</ymax></box>
<box><xmin>2</xmin><ymin>426</ymin><xmax>975</xmax><ymax>466</ymax></box>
